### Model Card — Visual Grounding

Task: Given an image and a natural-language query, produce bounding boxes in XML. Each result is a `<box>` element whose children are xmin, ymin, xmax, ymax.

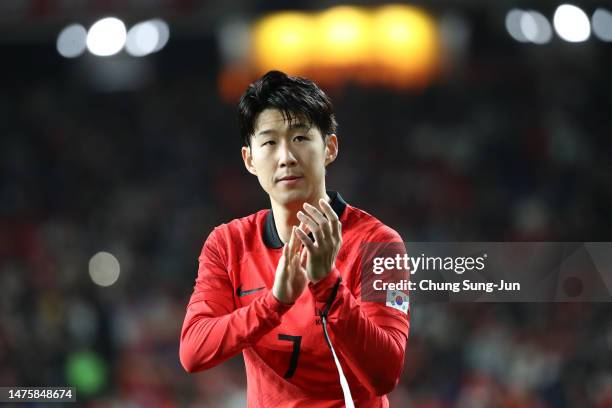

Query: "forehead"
<box><xmin>253</xmin><ymin>109</ymin><xmax>311</xmax><ymax>134</ymax></box>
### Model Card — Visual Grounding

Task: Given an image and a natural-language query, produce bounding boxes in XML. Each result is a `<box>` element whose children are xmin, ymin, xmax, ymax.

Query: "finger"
<box><xmin>312</xmin><ymin>201</ymin><xmax>334</xmax><ymax>239</ymax></box>
<box><xmin>288</xmin><ymin>226</ymin><xmax>297</xmax><ymax>255</ymax></box>
<box><xmin>278</xmin><ymin>243</ymin><xmax>288</xmax><ymax>273</ymax></box>
<box><xmin>298</xmin><ymin>262</ymin><xmax>308</xmax><ymax>281</ymax></box>
<box><xmin>294</xmin><ymin>221</ymin><xmax>308</xmax><ymax>254</ymax></box>
<box><xmin>295</xmin><ymin>226</ymin><xmax>316</xmax><ymax>252</ymax></box>
<box><xmin>300</xmin><ymin>246</ymin><xmax>308</xmax><ymax>267</ymax></box>
<box><xmin>298</xmin><ymin>219</ymin><xmax>311</xmax><ymax>235</ymax></box>
<box><xmin>298</xmin><ymin>220</ymin><xmax>309</xmax><ymax>233</ymax></box>
<box><xmin>304</xmin><ymin>202</ymin><xmax>332</xmax><ymax>241</ymax></box>
<box><xmin>290</xmin><ymin>247</ymin><xmax>301</xmax><ymax>273</ymax></box>
<box><xmin>290</xmin><ymin>225</ymin><xmax>304</xmax><ymax>257</ymax></box>
<box><xmin>319</xmin><ymin>198</ymin><xmax>341</xmax><ymax>239</ymax></box>
<box><xmin>303</xmin><ymin>202</ymin><xmax>327</xmax><ymax>225</ymax></box>
<box><xmin>297</xmin><ymin>210</ymin><xmax>325</xmax><ymax>245</ymax></box>
<box><xmin>318</xmin><ymin>198</ymin><xmax>337</xmax><ymax>223</ymax></box>
<box><xmin>297</xmin><ymin>211</ymin><xmax>320</xmax><ymax>235</ymax></box>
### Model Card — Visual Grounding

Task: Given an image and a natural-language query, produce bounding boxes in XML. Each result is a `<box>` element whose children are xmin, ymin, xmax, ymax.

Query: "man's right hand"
<box><xmin>272</xmin><ymin>224</ymin><xmax>308</xmax><ymax>305</ymax></box>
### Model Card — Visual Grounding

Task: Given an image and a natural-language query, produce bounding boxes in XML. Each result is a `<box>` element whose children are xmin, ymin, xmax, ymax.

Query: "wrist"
<box><xmin>309</xmin><ymin>274</ymin><xmax>326</xmax><ymax>284</ymax></box>
<box><xmin>309</xmin><ymin>264</ymin><xmax>333</xmax><ymax>283</ymax></box>
<box><xmin>272</xmin><ymin>287</ymin><xmax>294</xmax><ymax>305</ymax></box>
<box><xmin>308</xmin><ymin>268</ymin><xmax>341</xmax><ymax>302</ymax></box>
<box><xmin>264</xmin><ymin>291</ymin><xmax>294</xmax><ymax>316</ymax></box>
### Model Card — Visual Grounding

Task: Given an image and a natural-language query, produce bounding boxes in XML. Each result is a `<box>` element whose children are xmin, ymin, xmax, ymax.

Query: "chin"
<box><xmin>273</xmin><ymin>188</ymin><xmax>310</xmax><ymax>207</ymax></box>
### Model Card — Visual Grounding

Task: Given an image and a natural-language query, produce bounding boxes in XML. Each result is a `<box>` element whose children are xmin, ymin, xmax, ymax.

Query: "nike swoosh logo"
<box><xmin>236</xmin><ymin>285</ymin><xmax>265</xmax><ymax>297</ymax></box>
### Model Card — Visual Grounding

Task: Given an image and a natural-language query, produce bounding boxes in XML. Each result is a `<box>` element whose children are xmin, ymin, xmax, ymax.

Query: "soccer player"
<box><xmin>180</xmin><ymin>71</ymin><xmax>409</xmax><ymax>407</ymax></box>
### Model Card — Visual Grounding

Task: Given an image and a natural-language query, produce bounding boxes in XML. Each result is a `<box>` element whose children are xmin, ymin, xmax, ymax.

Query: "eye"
<box><xmin>261</xmin><ymin>140</ymin><xmax>276</xmax><ymax>147</ymax></box>
<box><xmin>293</xmin><ymin>135</ymin><xmax>308</xmax><ymax>142</ymax></box>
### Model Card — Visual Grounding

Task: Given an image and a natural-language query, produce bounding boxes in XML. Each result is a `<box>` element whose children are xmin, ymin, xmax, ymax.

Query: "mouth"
<box><xmin>277</xmin><ymin>175</ymin><xmax>302</xmax><ymax>182</ymax></box>
<box><xmin>277</xmin><ymin>175</ymin><xmax>303</xmax><ymax>185</ymax></box>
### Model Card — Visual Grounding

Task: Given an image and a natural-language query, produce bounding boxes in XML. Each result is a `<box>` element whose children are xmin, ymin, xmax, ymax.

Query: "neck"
<box><xmin>272</xmin><ymin>189</ymin><xmax>330</xmax><ymax>244</ymax></box>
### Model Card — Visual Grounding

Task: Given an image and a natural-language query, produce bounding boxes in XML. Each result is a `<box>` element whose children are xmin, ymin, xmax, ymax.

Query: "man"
<box><xmin>180</xmin><ymin>70</ymin><xmax>409</xmax><ymax>407</ymax></box>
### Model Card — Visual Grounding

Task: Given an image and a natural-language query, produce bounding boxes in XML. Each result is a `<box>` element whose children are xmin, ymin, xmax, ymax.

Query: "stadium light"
<box><xmin>150</xmin><ymin>19</ymin><xmax>170</xmax><ymax>52</ymax></box>
<box><xmin>521</xmin><ymin>11</ymin><xmax>552</xmax><ymax>44</ymax></box>
<box><xmin>57</xmin><ymin>23</ymin><xmax>87</xmax><ymax>58</ymax></box>
<box><xmin>126</xmin><ymin>20</ymin><xmax>159</xmax><ymax>57</ymax></box>
<box><xmin>314</xmin><ymin>6</ymin><xmax>372</xmax><ymax>66</ymax></box>
<box><xmin>553</xmin><ymin>4</ymin><xmax>590</xmax><ymax>42</ymax></box>
<box><xmin>249</xmin><ymin>5</ymin><xmax>440</xmax><ymax>88</ymax></box>
<box><xmin>86</xmin><ymin>17</ymin><xmax>127</xmax><ymax>56</ymax></box>
<box><xmin>372</xmin><ymin>5</ymin><xmax>438</xmax><ymax>76</ymax></box>
<box><xmin>506</xmin><ymin>9</ymin><xmax>529</xmax><ymax>42</ymax></box>
<box><xmin>89</xmin><ymin>251</ymin><xmax>120</xmax><ymax>287</ymax></box>
<box><xmin>253</xmin><ymin>12</ymin><xmax>314</xmax><ymax>73</ymax></box>
<box><xmin>592</xmin><ymin>8</ymin><xmax>612</xmax><ymax>41</ymax></box>
<box><xmin>126</xmin><ymin>18</ymin><xmax>170</xmax><ymax>56</ymax></box>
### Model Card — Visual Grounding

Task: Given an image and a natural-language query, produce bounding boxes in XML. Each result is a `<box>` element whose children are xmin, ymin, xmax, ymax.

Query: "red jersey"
<box><xmin>180</xmin><ymin>191</ymin><xmax>409</xmax><ymax>407</ymax></box>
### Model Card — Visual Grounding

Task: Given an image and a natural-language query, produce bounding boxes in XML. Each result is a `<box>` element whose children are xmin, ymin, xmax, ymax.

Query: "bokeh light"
<box><xmin>592</xmin><ymin>8</ymin><xmax>612</xmax><ymax>41</ymax></box>
<box><xmin>150</xmin><ymin>19</ymin><xmax>170</xmax><ymax>52</ymax></box>
<box><xmin>313</xmin><ymin>6</ymin><xmax>373</xmax><ymax>66</ymax></box>
<box><xmin>553</xmin><ymin>4</ymin><xmax>591</xmax><ymax>43</ymax></box>
<box><xmin>506</xmin><ymin>9</ymin><xmax>528</xmax><ymax>43</ymax></box>
<box><xmin>125</xmin><ymin>20</ymin><xmax>159</xmax><ymax>57</ymax></box>
<box><xmin>88</xmin><ymin>251</ymin><xmax>120</xmax><ymax>287</ymax></box>
<box><xmin>65</xmin><ymin>351</ymin><xmax>107</xmax><ymax>396</ymax></box>
<box><xmin>253</xmin><ymin>12</ymin><xmax>314</xmax><ymax>73</ymax></box>
<box><xmin>371</xmin><ymin>5</ymin><xmax>439</xmax><ymax>78</ymax></box>
<box><xmin>125</xmin><ymin>18</ymin><xmax>170</xmax><ymax>56</ymax></box>
<box><xmin>57</xmin><ymin>23</ymin><xmax>87</xmax><ymax>58</ymax></box>
<box><xmin>86</xmin><ymin>17</ymin><xmax>127</xmax><ymax>56</ymax></box>
<box><xmin>251</xmin><ymin>5</ymin><xmax>439</xmax><ymax>85</ymax></box>
<box><xmin>521</xmin><ymin>11</ymin><xmax>553</xmax><ymax>44</ymax></box>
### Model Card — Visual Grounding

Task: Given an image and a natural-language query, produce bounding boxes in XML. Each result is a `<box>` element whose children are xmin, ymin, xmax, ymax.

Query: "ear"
<box><xmin>324</xmin><ymin>134</ymin><xmax>338</xmax><ymax>166</ymax></box>
<box><xmin>241</xmin><ymin>145</ymin><xmax>258</xmax><ymax>176</ymax></box>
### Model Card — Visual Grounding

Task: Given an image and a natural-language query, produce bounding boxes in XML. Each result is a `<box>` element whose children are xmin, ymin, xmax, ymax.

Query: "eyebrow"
<box><xmin>256</xmin><ymin>122</ymin><xmax>311</xmax><ymax>136</ymax></box>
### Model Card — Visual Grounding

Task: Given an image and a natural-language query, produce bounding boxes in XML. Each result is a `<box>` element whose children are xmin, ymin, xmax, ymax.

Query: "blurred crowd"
<box><xmin>1</xmin><ymin>29</ymin><xmax>612</xmax><ymax>407</ymax></box>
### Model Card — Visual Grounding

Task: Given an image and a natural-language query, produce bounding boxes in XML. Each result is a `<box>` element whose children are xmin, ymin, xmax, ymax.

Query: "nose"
<box><xmin>278</xmin><ymin>140</ymin><xmax>297</xmax><ymax>167</ymax></box>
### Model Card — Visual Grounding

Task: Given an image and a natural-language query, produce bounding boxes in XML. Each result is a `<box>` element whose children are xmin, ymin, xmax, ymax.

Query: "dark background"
<box><xmin>1</xmin><ymin>1</ymin><xmax>611</xmax><ymax>406</ymax></box>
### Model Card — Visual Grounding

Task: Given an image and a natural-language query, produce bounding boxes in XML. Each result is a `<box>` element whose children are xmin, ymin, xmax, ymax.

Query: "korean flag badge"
<box><xmin>386</xmin><ymin>290</ymin><xmax>410</xmax><ymax>314</ymax></box>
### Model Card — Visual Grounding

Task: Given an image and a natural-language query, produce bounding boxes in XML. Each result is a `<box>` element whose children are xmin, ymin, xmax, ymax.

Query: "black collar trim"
<box><xmin>263</xmin><ymin>191</ymin><xmax>347</xmax><ymax>249</ymax></box>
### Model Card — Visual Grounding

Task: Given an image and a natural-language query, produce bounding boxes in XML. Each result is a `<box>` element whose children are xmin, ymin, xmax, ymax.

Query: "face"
<box><xmin>242</xmin><ymin>108</ymin><xmax>338</xmax><ymax>208</ymax></box>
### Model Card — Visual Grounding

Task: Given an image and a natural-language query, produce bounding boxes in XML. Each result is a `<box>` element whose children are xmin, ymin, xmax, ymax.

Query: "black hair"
<box><xmin>237</xmin><ymin>70</ymin><xmax>337</xmax><ymax>147</ymax></box>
